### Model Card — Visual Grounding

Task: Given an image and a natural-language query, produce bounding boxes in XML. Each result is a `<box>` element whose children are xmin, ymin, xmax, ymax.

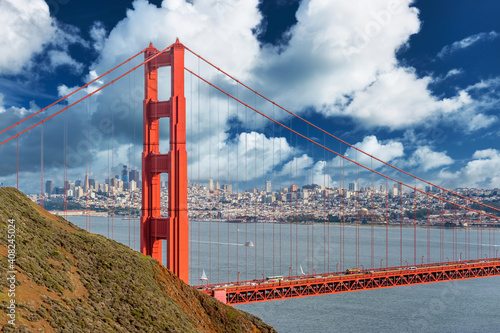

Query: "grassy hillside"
<box><xmin>0</xmin><ymin>187</ymin><xmax>275</xmax><ymax>332</ymax></box>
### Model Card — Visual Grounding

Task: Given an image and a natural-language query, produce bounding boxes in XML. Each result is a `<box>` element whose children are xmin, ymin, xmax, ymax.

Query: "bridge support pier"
<box><xmin>141</xmin><ymin>40</ymin><xmax>189</xmax><ymax>283</ymax></box>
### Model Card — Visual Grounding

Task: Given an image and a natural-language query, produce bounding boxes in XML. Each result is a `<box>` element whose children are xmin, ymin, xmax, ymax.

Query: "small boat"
<box><xmin>245</xmin><ymin>241</ymin><xmax>254</xmax><ymax>247</ymax></box>
<box><xmin>200</xmin><ymin>270</ymin><xmax>208</xmax><ymax>283</ymax></box>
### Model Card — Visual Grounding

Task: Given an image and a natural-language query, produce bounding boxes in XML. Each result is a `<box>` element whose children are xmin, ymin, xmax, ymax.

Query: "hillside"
<box><xmin>0</xmin><ymin>187</ymin><xmax>275</xmax><ymax>332</ymax></box>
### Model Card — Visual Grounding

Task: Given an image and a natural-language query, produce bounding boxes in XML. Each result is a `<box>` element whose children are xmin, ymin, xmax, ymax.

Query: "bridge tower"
<box><xmin>141</xmin><ymin>40</ymin><xmax>189</xmax><ymax>283</ymax></box>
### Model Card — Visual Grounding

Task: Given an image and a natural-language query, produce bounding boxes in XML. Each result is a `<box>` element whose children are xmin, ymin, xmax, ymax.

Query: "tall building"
<box><xmin>391</xmin><ymin>186</ymin><xmax>399</xmax><ymax>196</ymax></box>
<box><xmin>348</xmin><ymin>182</ymin><xmax>358</xmax><ymax>191</ymax></box>
<box><xmin>89</xmin><ymin>179</ymin><xmax>99</xmax><ymax>191</ymax></box>
<box><xmin>129</xmin><ymin>169</ymin><xmax>140</xmax><ymax>182</ymax></box>
<box><xmin>208</xmin><ymin>179</ymin><xmax>214</xmax><ymax>191</ymax></box>
<box><xmin>122</xmin><ymin>166</ymin><xmax>129</xmax><ymax>182</ymax></box>
<box><xmin>266</xmin><ymin>180</ymin><xmax>272</xmax><ymax>193</ymax></box>
<box><xmin>84</xmin><ymin>175</ymin><xmax>90</xmax><ymax>192</ymax></box>
<box><xmin>223</xmin><ymin>184</ymin><xmax>232</xmax><ymax>193</ymax></box>
<box><xmin>45</xmin><ymin>180</ymin><xmax>53</xmax><ymax>197</ymax></box>
<box><xmin>290</xmin><ymin>184</ymin><xmax>298</xmax><ymax>192</ymax></box>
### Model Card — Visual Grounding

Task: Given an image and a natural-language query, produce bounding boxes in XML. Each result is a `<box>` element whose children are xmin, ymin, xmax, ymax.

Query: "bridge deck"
<box><xmin>197</xmin><ymin>259</ymin><xmax>500</xmax><ymax>305</ymax></box>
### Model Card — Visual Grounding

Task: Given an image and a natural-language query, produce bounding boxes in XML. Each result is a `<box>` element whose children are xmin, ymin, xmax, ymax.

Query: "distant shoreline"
<box><xmin>50</xmin><ymin>211</ymin><xmax>498</xmax><ymax>230</ymax></box>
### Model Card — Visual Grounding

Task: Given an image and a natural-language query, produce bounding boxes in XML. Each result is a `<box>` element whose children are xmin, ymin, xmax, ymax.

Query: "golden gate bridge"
<box><xmin>1</xmin><ymin>40</ymin><xmax>499</xmax><ymax>305</ymax></box>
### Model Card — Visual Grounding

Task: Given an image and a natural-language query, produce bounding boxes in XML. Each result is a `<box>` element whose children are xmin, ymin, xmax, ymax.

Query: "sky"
<box><xmin>0</xmin><ymin>0</ymin><xmax>499</xmax><ymax>193</ymax></box>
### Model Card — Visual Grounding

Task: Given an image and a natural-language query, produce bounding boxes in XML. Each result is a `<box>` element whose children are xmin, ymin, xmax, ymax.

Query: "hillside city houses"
<box><xmin>33</xmin><ymin>165</ymin><xmax>499</xmax><ymax>227</ymax></box>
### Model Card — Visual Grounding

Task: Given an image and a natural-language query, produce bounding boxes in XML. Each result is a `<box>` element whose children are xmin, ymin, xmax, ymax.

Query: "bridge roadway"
<box><xmin>197</xmin><ymin>259</ymin><xmax>500</xmax><ymax>305</ymax></box>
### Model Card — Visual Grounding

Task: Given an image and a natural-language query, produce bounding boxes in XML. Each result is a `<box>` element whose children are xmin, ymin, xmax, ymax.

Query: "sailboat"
<box><xmin>200</xmin><ymin>270</ymin><xmax>208</xmax><ymax>285</ymax></box>
<box><xmin>300</xmin><ymin>265</ymin><xmax>305</xmax><ymax>275</ymax></box>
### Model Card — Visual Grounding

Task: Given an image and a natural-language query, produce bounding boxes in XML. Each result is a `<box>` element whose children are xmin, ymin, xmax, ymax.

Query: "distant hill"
<box><xmin>0</xmin><ymin>187</ymin><xmax>275</xmax><ymax>332</ymax></box>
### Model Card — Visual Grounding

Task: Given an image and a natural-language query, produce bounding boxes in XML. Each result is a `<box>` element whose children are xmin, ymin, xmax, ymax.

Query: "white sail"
<box><xmin>300</xmin><ymin>265</ymin><xmax>305</xmax><ymax>275</ymax></box>
<box><xmin>200</xmin><ymin>269</ymin><xmax>208</xmax><ymax>281</ymax></box>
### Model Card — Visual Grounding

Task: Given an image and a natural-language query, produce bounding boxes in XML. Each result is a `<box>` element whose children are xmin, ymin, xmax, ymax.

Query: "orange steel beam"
<box><xmin>198</xmin><ymin>260</ymin><xmax>500</xmax><ymax>305</ymax></box>
<box><xmin>141</xmin><ymin>40</ymin><xmax>189</xmax><ymax>283</ymax></box>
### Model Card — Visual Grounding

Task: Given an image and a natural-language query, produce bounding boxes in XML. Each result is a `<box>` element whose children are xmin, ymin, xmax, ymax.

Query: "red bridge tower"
<box><xmin>141</xmin><ymin>40</ymin><xmax>189</xmax><ymax>283</ymax></box>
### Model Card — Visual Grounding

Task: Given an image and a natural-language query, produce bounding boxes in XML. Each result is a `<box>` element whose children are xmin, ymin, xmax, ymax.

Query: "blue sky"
<box><xmin>0</xmin><ymin>0</ymin><xmax>499</xmax><ymax>193</ymax></box>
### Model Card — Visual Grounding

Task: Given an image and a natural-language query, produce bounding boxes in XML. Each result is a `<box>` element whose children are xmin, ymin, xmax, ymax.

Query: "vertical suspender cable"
<box><xmin>262</xmin><ymin>109</ymin><xmax>265</xmax><ymax>278</ymax></box>
<box><xmin>217</xmin><ymin>71</ymin><xmax>220</xmax><ymax>284</ymax></box>
<box><xmin>272</xmin><ymin>104</ymin><xmax>276</xmax><ymax>277</ymax></box>
<box><xmin>197</xmin><ymin>57</ymin><xmax>201</xmax><ymax>282</ymax></box>
<box><xmin>414</xmin><ymin>179</ymin><xmax>417</xmax><ymax>265</ymax></box>
<box><xmin>16</xmin><ymin>136</ymin><xmax>19</xmax><ymax>189</ymax></box>
<box><xmin>208</xmin><ymin>76</ymin><xmax>212</xmax><ymax>283</ymax></box>
<box><xmin>227</xmin><ymin>93</ymin><xmax>230</xmax><ymax>283</ymax></box>
<box><xmin>385</xmin><ymin>177</ymin><xmax>388</xmax><ymax>267</ymax></box>
<box><xmin>371</xmin><ymin>159</ymin><xmax>374</xmax><ymax>269</ymax></box>
<box><xmin>400</xmin><ymin>174</ymin><xmax>403</xmax><ymax>266</ymax></box>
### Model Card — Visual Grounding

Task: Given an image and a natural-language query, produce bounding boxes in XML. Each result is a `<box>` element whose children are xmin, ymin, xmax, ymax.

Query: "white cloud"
<box><xmin>48</xmin><ymin>50</ymin><xmax>84</xmax><ymax>73</ymax></box>
<box><xmin>0</xmin><ymin>0</ymin><xmax>55</xmax><ymax>74</ymax></box>
<box><xmin>254</xmin><ymin>0</ymin><xmax>420</xmax><ymax>111</ymax></box>
<box><xmin>437</xmin><ymin>31</ymin><xmax>499</xmax><ymax>58</ymax></box>
<box><xmin>0</xmin><ymin>0</ymin><xmax>90</xmax><ymax>75</ymax></box>
<box><xmin>279</xmin><ymin>154</ymin><xmax>314</xmax><ymax>177</ymax></box>
<box><xmin>188</xmin><ymin>131</ymin><xmax>294</xmax><ymax>184</ymax></box>
<box><xmin>444</xmin><ymin>68</ymin><xmax>463</xmax><ymax>79</ymax></box>
<box><xmin>408</xmin><ymin>146</ymin><xmax>453</xmax><ymax>171</ymax></box>
<box><xmin>438</xmin><ymin>149</ymin><xmax>500</xmax><ymax>188</ymax></box>
<box><xmin>90</xmin><ymin>21</ymin><xmax>107</xmax><ymax>52</ymax></box>
<box><xmin>330</xmin><ymin>135</ymin><xmax>404</xmax><ymax>176</ymax></box>
<box><xmin>93</xmin><ymin>0</ymin><xmax>261</xmax><ymax>81</ymax></box>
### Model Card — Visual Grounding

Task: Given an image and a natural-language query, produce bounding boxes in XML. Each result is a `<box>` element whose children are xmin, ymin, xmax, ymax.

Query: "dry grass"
<box><xmin>0</xmin><ymin>187</ymin><xmax>275</xmax><ymax>333</ymax></box>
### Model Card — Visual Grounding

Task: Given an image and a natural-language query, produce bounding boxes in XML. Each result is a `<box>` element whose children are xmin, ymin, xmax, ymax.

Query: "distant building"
<box><xmin>89</xmin><ymin>179</ymin><xmax>99</xmax><ymax>191</ymax></box>
<box><xmin>84</xmin><ymin>175</ymin><xmax>90</xmax><ymax>192</ymax></box>
<box><xmin>266</xmin><ymin>180</ymin><xmax>272</xmax><ymax>193</ymax></box>
<box><xmin>208</xmin><ymin>179</ymin><xmax>214</xmax><ymax>191</ymax></box>
<box><xmin>223</xmin><ymin>184</ymin><xmax>232</xmax><ymax>193</ymax></box>
<box><xmin>74</xmin><ymin>187</ymin><xmax>83</xmax><ymax>198</ymax></box>
<box><xmin>122</xmin><ymin>166</ymin><xmax>129</xmax><ymax>182</ymax></box>
<box><xmin>290</xmin><ymin>184</ymin><xmax>298</xmax><ymax>192</ymax></box>
<box><xmin>391</xmin><ymin>186</ymin><xmax>399</xmax><ymax>196</ymax></box>
<box><xmin>45</xmin><ymin>180</ymin><xmax>53</xmax><ymax>197</ymax></box>
<box><xmin>129</xmin><ymin>169</ymin><xmax>140</xmax><ymax>182</ymax></box>
<box><xmin>348</xmin><ymin>182</ymin><xmax>358</xmax><ymax>191</ymax></box>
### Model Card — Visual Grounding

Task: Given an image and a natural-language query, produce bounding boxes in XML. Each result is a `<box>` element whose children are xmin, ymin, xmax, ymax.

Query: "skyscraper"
<box><xmin>129</xmin><ymin>169</ymin><xmax>140</xmax><ymax>182</ymax></box>
<box><xmin>45</xmin><ymin>180</ymin><xmax>53</xmax><ymax>197</ymax></box>
<box><xmin>208</xmin><ymin>179</ymin><xmax>214</xmax><ymax>190</ymax></box>
<box><xmin>122</xmin><ymin>165</ymin><xmax>129</xmax><ymax>182</ymax></box>
<box><xmin>266</xmin><ymin>180</ymin><xmax>272</xmax><ymax>193</ymax></box>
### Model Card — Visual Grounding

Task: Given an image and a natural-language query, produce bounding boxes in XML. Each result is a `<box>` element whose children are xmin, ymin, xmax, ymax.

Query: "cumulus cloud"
<box><xmin>0</xmin><ymin>0</ymin><xmax>56</xmax><ymax>74</ymax></box>
<box><xmin>327</xmin><ymin>135</ymin><xmax>404</xmax><ymax>178</ymax></box>
<box><xmin>90</xmin><ymin>21</ymin><xmax>107</xmax><ymax>52</ymax></box>
<box><xmin>345</xmin><ymin>135</ymin><xmax>404</xmax><ymax>166</ymax></box>
<box><xmin>437</xmin><ymin>31</ymin><xmax>499</xmax><ymax>58</ymax></box>
<box><xmin>339</xmin><ymin>68</ymin><xmax>472</xmax><ymax>129</ymax></box>
<box><xmin>93</xmin><ymin>0</ymin><xmax>261</xmax><ymax>81</ymax></box>
<box><xmin>253</xmin><ymin>0</ymin><xmax>420</xmax><ymax>111</ymax></box>
<box><xmin>0</xmin><ymin>0</ymin><xmax>90</xmax><ymax>75</ymax></box>
<box><xmin>438</xmin><ymin>149</ymin><xmax>500</xmax><ymax>188</ymax></box>
<box><xmin>408</xmin><ymin>146</ymin><xmax>453</xmax><ymax>171</ymax></box>
<box><xmin>188</xmin><ymin>131</ymin><xmax>294</xmax><ymax>187</ymax></box>
<box><xmin>47</xmin><ymin>50</ymin><xmax>84</xmax><ymax>74</ymax></box>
